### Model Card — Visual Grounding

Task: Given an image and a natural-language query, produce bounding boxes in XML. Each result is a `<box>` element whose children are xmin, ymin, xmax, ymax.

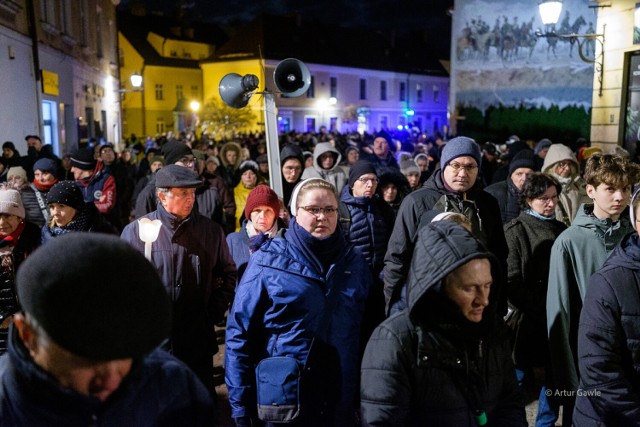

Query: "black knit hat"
<box><xmin>161</xmin><ymin>141</ymin><xmax>193</xmax><ymax>165</ymax></box>
<box><xmin>348</xmin><ymin>160</ymin><xmax>377</xmax><ymax>188</ymax></box>
<box><xmin>70</xmin><ymin>148</ymin><xmax>97</xmax><ymax>170</ymax></box>
<box><xmin>239</xmin><ymin>160</ymin><xmax>259</xmax><ymax>176</ymax></box>
<box><xmin>17</xmin><ymin>233</ymin><xmax>172</xmax><ymax>360</ymax></box>
<box><xmin>46</xmin><ymin>180</ymin><xmax>86</xmax><ymax>211</ymax></box>
<box><xmin>509</xmin><ymin>149</ymin><xmax>537</xmax><ymax>175</ymax></box>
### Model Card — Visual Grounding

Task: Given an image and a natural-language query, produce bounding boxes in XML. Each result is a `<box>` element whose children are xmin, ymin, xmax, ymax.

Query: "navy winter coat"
<box><xmin>574</xmin><ymin>232</ymin><xmax>640</xmax><ymax>426</ymax></box>
<box><xmin>0</xmin><ymin>326</ymin><xmax>215</xmax><ymax>426</ymax></box>
<box><xmin>225</xmin><ymin>225</ymin><xmax>371</xmax><ymax>425</ymax></box>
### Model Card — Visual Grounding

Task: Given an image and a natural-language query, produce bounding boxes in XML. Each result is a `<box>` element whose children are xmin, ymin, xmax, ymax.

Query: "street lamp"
<box><xmin>189</xmin><ymin>100</ymin><xmax>200</xmax><ymax>133</ymax></box>
<box><xmin>535</xmin><ymin>1</ymin><xmax>610</xmax><ymax>96</ymax></box>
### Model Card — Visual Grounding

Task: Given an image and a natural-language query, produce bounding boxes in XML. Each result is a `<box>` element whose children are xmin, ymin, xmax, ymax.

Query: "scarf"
<box><xmin>48</xmin><ymin>207</ymin><xmax>91</xmax><ymax>236</ymax></box>
<box><xmin>0</xmin><ymin>221</ymin><xmax>25</xmax><ymax>249</ymax></box>
<box><xmin>247</xmin><ymin>220</ymin><xmax>279</xmax><ymax>254</ymax></box>
<box><xmin>287</xmin><ymin>217</ymin><xmax>344</xmax><ymax>275</ymax></box>
<box><xmin>32</xmin><ymin>178</ymin><xmax>58</xmax><ymax>192</ymax></box>
<box><xmin>525</xmin><ymin>208</ymin><xmax>556</xmax><ymax>221</ymax></box>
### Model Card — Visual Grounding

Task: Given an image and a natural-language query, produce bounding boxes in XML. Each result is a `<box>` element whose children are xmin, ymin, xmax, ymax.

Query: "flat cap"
<box><xmin>155</xmin><ymin>164</ymin><xmax>202</xmax><ymax>188</ymax></box>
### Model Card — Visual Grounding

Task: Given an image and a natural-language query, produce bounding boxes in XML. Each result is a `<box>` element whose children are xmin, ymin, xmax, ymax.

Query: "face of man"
<box><xmin>537</xmin><ymin>147</ymin><xmax>549</xmax><ymax>159</ymax></box>
<box><xmin>15</xmin><ymin>314</ymin><xmax>132</xmax><ymax>403</ymax></box>
<box><xmin>71</xmin><ymin>167</ymin><xmax>92</xmax><ymax>181</ymax></box>
<box><xmin>352</xmin><ymin>173</ymin><xmax>378</xmax><ymax>198</ymax></box>
<box><xmin>444</xmin><ymin>258</ymin><xmax>492</xmax><ymax>323</ymax></box>
<box><xmin>442</xmin><ymin>156</ymin><xmax>478</xmax><ymax>193</ymax></box>
<box><xmin>510</xmin><ymin>167</ymin><xmax>534</xmax><ymax>190</ymax></box>
<box><xmin>27</xmin><ymin>137</ymin><xmax>43</xmax><ymax>152</ymax></box>
<box><xmin>586</xmin><ymin>182</ymin><xmax>631</xmax><ymax>221</ymax></box>
<box><xmin>3</xmin><ymin>148</ymin><xmax>14</xmax><ymax>158</ymax></box>
<box><xmin>258</xmin><ymin>162</ymin><xmax>269</xmax><ymax>174</ymax></box>
<box><xmin>347</xmin><ymin>150</ymin><xmax>359</xmax><ymax>165</ymax></box>
<box><xmin>158</xmin><ymin>187</ymin><xmax>196</xmax><ymax>221</ymax></box>
<box><xmin>319</xmin><ymin>152</ymin><xmax>335</xmax><ymax>170</ymax></box>
<box><xmin>100</xmin><ymin>147</ymin><xmax>116</xmax><ymax>165</ymax></box>
<box><xmin>150</xmin><ymin>161</ymin><xmax>164</xmax><ymax>173</ymax></box>
<box><xmin>372</xmin><ymin>137</ymin><xmax>390</xmax><ymax>158</ymax></box>
<box><xmin>282</xmin><ymin>159</ymin><xmax>302</xmax><ymax>184</ymax></box>
<box><xmin>34</xmin><ymin>170</ymin><xmax>55</xmax><ymax>184</ymax></box>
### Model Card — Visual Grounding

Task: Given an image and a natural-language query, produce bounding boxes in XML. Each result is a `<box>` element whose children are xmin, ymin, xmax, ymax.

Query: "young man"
<box><xmin>0</xmin><ymin>233</ymin><xmax>215</xmax><ymax>425</ymax></box>
<box><xmin>546</xmin><ymin>154</ymin><xmax>640</xmax><ymax>426</ymax></box>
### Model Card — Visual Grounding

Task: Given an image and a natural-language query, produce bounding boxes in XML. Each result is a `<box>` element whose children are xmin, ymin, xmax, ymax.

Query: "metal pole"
<box><xmin>263</xmin><ymin>93</ymin><xmax>283</xmax><ymax>197</ymax></box>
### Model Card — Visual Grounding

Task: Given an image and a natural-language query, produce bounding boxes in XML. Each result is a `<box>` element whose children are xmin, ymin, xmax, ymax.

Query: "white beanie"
<box><xmin>0</xmin><ymin>189</ymin><xmax>25</xmax><ymax>218</ymax></box>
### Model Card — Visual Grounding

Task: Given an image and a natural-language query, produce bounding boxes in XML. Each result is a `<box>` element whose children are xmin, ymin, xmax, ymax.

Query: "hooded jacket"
<box><xmin>546</xmin><ymin>204</ymin><xmax>631</xmax><ymax>396</ymax></box>
<box><xmin>383</xmin><ymin>170</ymin><xmax>508</xmax><ymax>315</ymax></box>
<box><xmin>301</xmin><ymin>142</ymin><xmax>347</xmax><ymax>194</ymax></box>
<box><xmin>573</xmin><ymin>232</ymin><xmax>640</xmax><ymax>426</ymax></box>
<box><xmin>0</xmin><ymin>327</ymin><xmax>215</xmax><ymax>426</ymax></box>
<box><xmin>280</xmin><ymin>144</ymin><xmax>304</xmax><ymax>209</ymax></box>
<box><xmin>220</xmin><ymin>142</ymin><xmax>243</xmax><ymax>189</ymax></box>
<box><xmin>542</xmin><ymin>144</ymin><xmax>589</xmax><ymax>226</ymax></box>
<box><xmin>361</xmin><ymin>221</ymin><xmax>526</xmax><ymax>426</ymax></box>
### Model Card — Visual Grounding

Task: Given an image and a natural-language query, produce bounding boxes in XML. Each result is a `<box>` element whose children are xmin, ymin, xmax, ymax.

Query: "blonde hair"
<box><xmin>290</xmin><ymin>178</ymin><xmax>338</xmax><ymax>214</ymax></box>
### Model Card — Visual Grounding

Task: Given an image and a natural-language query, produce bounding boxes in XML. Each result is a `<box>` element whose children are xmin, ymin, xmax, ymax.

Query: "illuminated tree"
<box><xmin>200</xmin><ymin>98</ymin><xmax>257</xmax><ymax>139</ymax></box>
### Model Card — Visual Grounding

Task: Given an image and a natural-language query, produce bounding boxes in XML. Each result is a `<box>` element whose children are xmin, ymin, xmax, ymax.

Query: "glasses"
<box><xmin>357</xmin><ymin>177</ymin><xmax>378</xmax><ymax>185</ymax></box>
<box><xmin>448</xmin><ymin>162</ymin><xmax>478</xmax><ymax>173</ymax></box>
<box><xmin>535</xmin><ymin>195</ymin><xmax>558</xmax><ymax>205</ymax></box>
<box><xmin>283</xmin><ymin>166</ymin><xmax>302</xmax><ymax>172</ymax></box>
<box><xmin>178</xmin><ymin>157</ymin><xmax>195</xmax><ymax>166</ymax></box>
<box><xmin>298</xmin><ymin>206</ymin><xmax>338</xmax><ymax>217</ymax></box>
<box><xmin>556</xmin><ymin>161</ymin><xmax>571</xmax><ymax>169</ymax></box>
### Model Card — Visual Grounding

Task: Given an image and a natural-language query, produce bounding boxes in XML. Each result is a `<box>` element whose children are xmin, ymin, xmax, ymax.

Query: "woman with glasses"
<box><xmin>541</xmin><ymin>143</ymin><xmax>589</xmax><ymax>226</ymax></box>
<box><xmin>504</xmin><ymin>173</ymin><xmax>566</xmax><ymax>425</ymax></box>
<box><xmin>225</xmin><ymin>178</ymin><xmax>371</xmax><ymax>427</ymax></box>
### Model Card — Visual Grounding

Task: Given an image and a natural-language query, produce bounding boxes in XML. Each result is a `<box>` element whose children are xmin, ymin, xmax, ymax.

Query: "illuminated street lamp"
<box><xmin>130</xmin><ymin>72</ymin><xmax>143</xmax><ymax>89</ymax></box>
<box><xmin>538</xmin><ymin>0</ymin><xmax>563</xmax><ymax>26</ymax></box>
<box><xmin>189</xmin><ymin>100</ymin><xmax>201</xmax><ymax>133</ymax></box>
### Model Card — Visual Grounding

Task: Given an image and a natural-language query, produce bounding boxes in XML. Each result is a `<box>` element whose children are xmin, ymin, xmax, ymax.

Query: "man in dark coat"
<box><xmin>121</xmin><ymin>165</ymin><xmax>237</xmax><ymax>395</ymax></box>
<box><xmin>383</xmin><ymin>136</ymin><xmax>508</xmax><ymax>316</ymax></box>
<box><xmin>360</xmin><ymin>131</ymin><xmax>399</xmax><ymax>172</ymax></box>
<box><xmin>361</xmin><ymin>221</ymin><xmax>526</xmax><ymax>426</ymax></box>
<box><xmin>0</xmin><ymin>233</ymin><xmax>215</xmax><ymax>426</ymax></box>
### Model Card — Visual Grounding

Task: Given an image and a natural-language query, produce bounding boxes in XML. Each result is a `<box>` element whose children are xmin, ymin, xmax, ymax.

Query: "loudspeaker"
<box><xmin>219</xmin><ymin>73</ymin><xmax>259</xmax><ymax>108</ymax></box>
<box><xmin>274</xmin><ymin>58</ymin><xmax>311</xmax><ymax>97</ymax></box>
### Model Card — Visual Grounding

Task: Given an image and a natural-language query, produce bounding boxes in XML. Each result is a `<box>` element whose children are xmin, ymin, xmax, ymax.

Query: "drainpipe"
<box><xmin>26</xmin><ymin>0</ymin><xmax>43</xmax><ymax>134</ymax></box>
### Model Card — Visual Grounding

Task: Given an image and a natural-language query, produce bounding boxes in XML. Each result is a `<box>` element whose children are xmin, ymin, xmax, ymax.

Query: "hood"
<box><xmin>312</xmin><ymin>142</ymin><xmax>342</xmax><ymax>172</ymax></box>
<box><xmin>542</xmin><ymin>144</ymin><xmax>579</xmax><ymax>177</ymax></box>
<box><xmin>220</xmin><ymin>142</ymin><xmax>242</xmax><ymax>168</ymax></box>
<box><xmin>280</xmin><ymin>144</ymin><xmax>304</xmax><ymax>166</ymax></box>
<box><xmin>406</xmin><ymin>221</ymin><xmax>498</xmax><ymax>317</ymax></box>
<box><xmin>602</xmin><ymin>232</ymin><xmax>640</xmax><ymax>272</ymax></box>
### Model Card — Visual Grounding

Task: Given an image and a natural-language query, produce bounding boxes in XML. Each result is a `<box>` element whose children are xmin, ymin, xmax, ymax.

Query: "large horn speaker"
<box><xmin>274</xmin><ymin>58</ymin><xmax>311</xmax><ymax>97</ymax></box>
<box><xmin>219</xmin><ymin>73</ymin><xmax>259</xmax><ymax>108</ymax></box>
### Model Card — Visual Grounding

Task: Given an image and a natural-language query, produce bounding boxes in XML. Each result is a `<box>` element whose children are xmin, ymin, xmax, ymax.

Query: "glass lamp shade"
<box><xmin>138</xmin><ymin>218</ymin><xmax>162</xmax><ymax>243</ymax></box>
<box><xmin>130</xmin><ymin>73</ymin><xmax>143</xmax><ymax>88</ymax></box>
<box><xmin>539</xmin><ymin>0</ymin><xmax>563</xmax><ymax>26</ymax></box>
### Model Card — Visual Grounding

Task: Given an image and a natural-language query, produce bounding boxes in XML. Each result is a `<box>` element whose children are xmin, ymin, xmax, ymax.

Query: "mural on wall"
<box><xmin>634</xmin><ymin>3</ymin><xmax>640</xmax><ymax>44</ymax></box>
<box><xmin>451</xmin><ymin>0</ymin><xmax>595</xmax><ymax>112</ymax></box>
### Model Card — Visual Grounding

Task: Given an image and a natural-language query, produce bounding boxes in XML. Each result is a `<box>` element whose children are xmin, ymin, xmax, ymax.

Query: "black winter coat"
<box><xmin>484</xmin><ymin>178</ymin><xmax>521</xmax><ymax>224</ymax></box>
<box><xmin>573</xmin><ymin>232</ymin><xmax>640</xmax><ymax>426</ymax></box>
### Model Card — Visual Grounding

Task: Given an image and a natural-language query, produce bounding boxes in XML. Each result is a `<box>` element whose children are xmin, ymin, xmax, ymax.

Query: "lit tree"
<box><xmin>200</xmin><ymin>98</ymin><xmax>257</xmax><ymax>139</ymax></box>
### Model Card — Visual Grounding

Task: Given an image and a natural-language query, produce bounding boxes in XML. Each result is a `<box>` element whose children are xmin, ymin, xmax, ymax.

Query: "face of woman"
<box><xmin>35</xmin><ymin>170</ymin><xmax>55</xmax><ymax>184</ymax></box>
<box><xmin>527</xmin><ymin>186</ymin><xmax>559</xmax><ymax>217</ymax></box>
<box><xmin>295</xmin><ymin>188</ymin><xmax>338</xmax><ymax>238</ymax></box>
<box><xmin>49</xmin><ymin>203</ymin><xmax>77</xmax><ymax>227</ymax></box>
<box><xmin>250</xmin><ymin>205</ymin><xmax>276</xmax><ymax>232</ymax></box>
<box><xmin>0</xmin><ymin>214</ymin><xmax>21</xmax><ymax>236</ymax></box>
<box><xmin>382</xmin><ymin>184</ymin><xmax>398</xmax><ymax>203</ymax></box>
<box><xmin>241</xmin><ymin>170</ymin><xmax>257</xmax><ymax>188</ymax></box>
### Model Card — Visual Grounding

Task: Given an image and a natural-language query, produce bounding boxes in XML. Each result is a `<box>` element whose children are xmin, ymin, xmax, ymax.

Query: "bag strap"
<box><xmin>30</xmin><ymin>184</ymin><xmax>50</xmax><ymax>223</ymax></box>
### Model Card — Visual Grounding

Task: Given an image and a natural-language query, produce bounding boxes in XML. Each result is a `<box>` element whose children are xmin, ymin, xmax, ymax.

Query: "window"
<box><xmin>306</xmin><ymin>76</ymin><xmax>315</xmax><ymax>98</ymax></box>
<box><xmin>433</xmin><ymin>85</ymin><xmax>439</xmax><ymax>103</ymax></box>
<box><xmin>330</xmin><ymin>77</ymin><xmax>337</xmax><ymax>98</ymax></box>
<box><xmin>79</xmin><ymin>2</ymin><xmax>88</xmax><ymax>46</ymax></box>
<box><xmin>96</xmin><ymin>8</ymin><xmax>103</xmax><ymax>58</ymax></box>
<box><xmin>329</xmin><ymin>117</ymin><xmax>338</xmax><ymax>132</ymax></box>
<box><xmin>156</xmin><ymin>119</ymin><xmax>165</xmax><ymax>134</ymax></box>
<box><xmin>306</xmin><ymin>117</ymin><xmax>316</xmax><ymax>132</ymax></box>
<box><xmin>60</xmin><ymin>0</ymin><xmax>72</xmax><ymax>35</ymax></box>
<box><xmin>191</xmin><ymin>85</ymin><xmax>198</xmax><ymax>98</ymax></box>
<box><xmin>176</xmin><ymin>85</ymin><xmax>184</xmax><ymax>100</ymax></box>
<box><xmin>380</xmin><ymin>81</ymin><xmax>387</xmax><ymax>101</ymax></box>
<box><xmin>416</xmin><ymin>84</ymin><xmax>423</xmax><ymax>103</ymax></box>
<box><xmin>42</xmin><ymin>101</ymin><xmax>59</xmax><ymax>155</ymax></box>
<box><xmin>155</xmin><ymin>84</ymin><xmax>164</xmax><ymax>100</ymax></box>
<box><xmin>399</xmin><ymin>82</ymin><xmax>406</xmax><ymax>102</ymax></box>
<box><xmin>359</xmin><ymin>79</ymin><xmax>367</xmax><ymax>100</ymax></box>
<box><xmin>40</xmin><ymin>0</ymin><xmax>57</xmax><ymax>26</ymax></box>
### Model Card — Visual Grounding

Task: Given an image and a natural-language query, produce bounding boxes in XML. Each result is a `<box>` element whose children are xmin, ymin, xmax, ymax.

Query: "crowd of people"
<box><xmin>0</xmin><ymin>128</ymin><xmax>638</xmax><ymax>426</ymax></box>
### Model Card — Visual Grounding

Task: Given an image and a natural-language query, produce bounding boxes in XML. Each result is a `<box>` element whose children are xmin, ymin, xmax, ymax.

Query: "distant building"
<box><xmin>0</xmin><ymin>0</ymin><xmax>120</xmax><ymax>155</ymax></box>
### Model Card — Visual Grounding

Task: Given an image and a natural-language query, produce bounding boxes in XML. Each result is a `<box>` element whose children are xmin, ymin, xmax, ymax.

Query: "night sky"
<box><xmin>118</xmin><ymin>0</ymin><xmax>454</xmax><ymax>59</ymax></box>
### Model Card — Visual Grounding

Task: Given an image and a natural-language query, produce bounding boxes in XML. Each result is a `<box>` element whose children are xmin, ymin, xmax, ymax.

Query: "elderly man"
<box><xmin>361</xmin><ymin>131</ymin><xmax>399</xmax><ymax>171</ymax></box>
<box><xmin>0</xmin><ymin>233</ymin><xmax>215</xmax><ymax>425</ymax></box>
<box><xmin>339</xmin><ymin>160</ymin><xmax>395</xmax><ymax>344</ymax></box>
<box><xmin>22</xmin><ymin>135</ymin><xmax>62</xmax><ymax>181</ymax></box>
<box><xmin>121</xmin><ymin>165</ymin><xmax>237</xmax><ymax>395</ymax></box>
<box><xmin>383</xmin><ymin>136</ymin><xmax>508</xmax><ymax>316</ymax></box>
<box><xmin>362</xmin><ymin>221</ymin><xmax>526</xmax><ymax>426</ymax></box>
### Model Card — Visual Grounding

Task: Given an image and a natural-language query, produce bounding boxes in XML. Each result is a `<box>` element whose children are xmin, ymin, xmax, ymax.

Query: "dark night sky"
<box><xmin>118</xmin><ymin>0</ymin><xmax>454</xmax><ymax>59</ymax></box>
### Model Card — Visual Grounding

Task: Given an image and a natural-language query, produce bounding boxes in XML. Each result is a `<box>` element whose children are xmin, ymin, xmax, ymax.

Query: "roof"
<box><xmin>207</xmin><ymin>14</ymin><xmax>448</xmax><ymax>77</ymax></box>
<box><xmin>118</xmin><ymin>11</ymin><xmax>228</xmax><ymax>68</ymax></box>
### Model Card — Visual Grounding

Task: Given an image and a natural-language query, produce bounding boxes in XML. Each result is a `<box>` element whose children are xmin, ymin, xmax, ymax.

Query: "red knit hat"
<box><xmin>245</xmin><ymin>185</ymin><xmax>280</xmax><ymax>220</ymax></box>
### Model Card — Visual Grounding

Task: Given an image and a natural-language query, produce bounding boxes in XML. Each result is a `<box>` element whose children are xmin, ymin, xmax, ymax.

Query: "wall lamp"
<box><xmin>119</xmin><ymin>72</ymin><xmax>143</xmax><ymax>93</ymax></box>
<box><xmin>535</xmin><ymin>0</ymin><xmax>610</xmax><ymax>96</ymax></box>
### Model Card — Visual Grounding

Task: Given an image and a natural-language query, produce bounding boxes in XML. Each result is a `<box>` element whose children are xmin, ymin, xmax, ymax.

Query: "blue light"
<box><xmin>405</xmin><ymin>108</ymin><xmax>415</xmax><ymax>117</ymax></box>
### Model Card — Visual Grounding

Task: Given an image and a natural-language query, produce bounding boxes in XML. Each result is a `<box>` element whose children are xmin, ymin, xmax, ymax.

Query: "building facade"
<box><xmin>0</xmin><ymin>0</ymin><xmax>120</xmax><ymax>155</ymax></box>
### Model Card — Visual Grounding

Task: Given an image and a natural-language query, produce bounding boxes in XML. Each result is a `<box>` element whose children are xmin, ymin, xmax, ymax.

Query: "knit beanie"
<box><xmin>509</xmin><ymin>149</ymin><xmax>537</xmax><ymax>175</ymax></box>
<box><xmin>33</xmin><ymin>158</ymin><xmax>58</xmax><ymax>175</ymax></box>
<box><xmin>46</xmin><ymin>180</ymin><xmax>86</xmax><ymax>211</ymax></box>
<box><xmin>244</xmin><ymin>185</ymin><xmax>280</xmax><ymax>219</ymax></box>
<box><xmin>348</xmin><ymin>160</ymin><xmax>377</xmax><ymax>188</ymax></box>
<box><xmin>7</xmin><ymin>166</ymin><xmax>27</xmax><ymax>182</ymax></box>
<box><xmin>400</xmin><ymin>159</ymin><xmax>420</xmax><ymax>176</ymax></box>
<box><xmin>17</xmin><ymin>232</ymin><xmax>172</xmax><ymax>360</ymax></box>
<box><xmin>150</xmin><ymin>155</ymin><xmax>165</xmax><ymax>166</ymax></box>
<box><xmin>440</xmin><ymin>137</ymin><xmax>482</xmax><ymax>170</ymax></box>
<box><xmin>0</xmin><ymin>189</ymin><xmax>25</xmax><ymax>218</ymax></box>
<box><xmin>161</xmin><ymin>141</ymin><xmax>193</xmax><ymax>165</ymax></box>
<box><xmin>534</xmin><ymin>138</ymin><xmax>553</xmax><ymax>155</ymax></box>
<box><xmin>375</xmin><ymin>130</ymin><xmax>393</xmax><ymax>146</ymax></box>
<box><xmin>206</xmin><ymin>156</ymin><xmax>220</xmax><ymax>166</ymax></box>
<box><xmin>2</xmin><ymin>141</ymin><xmax>15</xmax><ymax>151</ymax></box>
<box><xmin>70</xmin><ymin>148</ymin><xmax>97</xmax><ymax>170</ymax></box>
<box><xmin>239</xmin><ymin>160</ymin><xmax>259</xmax><ymax>176</ymax></box>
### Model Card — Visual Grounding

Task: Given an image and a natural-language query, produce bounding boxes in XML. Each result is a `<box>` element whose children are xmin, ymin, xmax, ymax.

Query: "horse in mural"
<box><xmin>546</xmin><ymin>15</ymin><xmax>587</xmax><ymax>59</ymax></box>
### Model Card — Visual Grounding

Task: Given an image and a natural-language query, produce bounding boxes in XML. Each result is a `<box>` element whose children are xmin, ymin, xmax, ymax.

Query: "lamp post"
<box><xmin>535</xmin><ymin>0</ymin><xmax>610</xmax><ymax>96</ymax></box>
<box><xmin>138</xmin><ymin>218</ymin><xmax>162</xmax><ymax>260</ymax></box>
<box><xmin>120</xmin><ymin>71</ymin><xmax>145</xmax><ymax>137</ymax></box>
<box><xmin>189</xmin><ymin>100</ymin><xmax>200</xmax><ymax>135</ymax></box>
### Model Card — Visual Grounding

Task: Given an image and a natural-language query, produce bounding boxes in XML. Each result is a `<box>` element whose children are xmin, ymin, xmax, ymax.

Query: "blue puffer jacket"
<box><xmin>225</xmin><ymin>222</ymin><xmax>371</xmax><ymax>425</ymax></box>
<box><xmin>0</xmin><ymin>326</ymin><xmax>215</xmax><ymax>426</ymax></box>
<box><xmin>339</xmin><ymin>186</ymin><xmax>394</xmax><ymax>275</ymax></box>
<box><xmin>226</xmin><ymin>223</ymin><xmax>251</xmax><ymax>282</ymax></box>
<box><xmin>573</xmin><ymin>232</ymin><xmax>640</xmax><ymax>426</ymax></box>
